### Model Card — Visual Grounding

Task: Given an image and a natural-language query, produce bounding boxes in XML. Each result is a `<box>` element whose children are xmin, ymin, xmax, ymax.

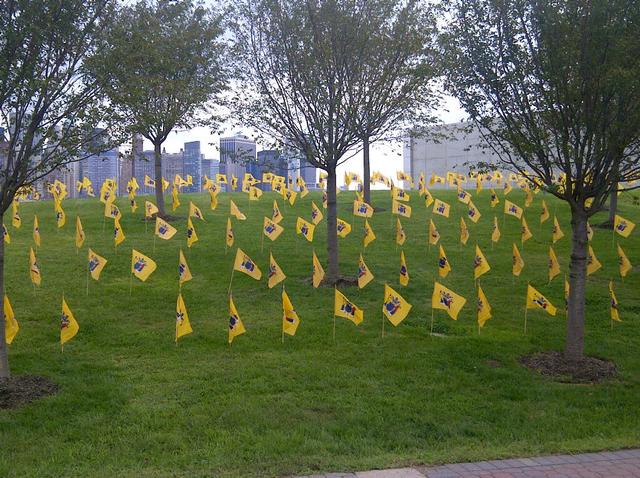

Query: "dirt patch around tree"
<box><xmin>519</xmin><ymin>351</ymin><xmax>617</xmax><ymax>383</ymax></box>
<box><xmin>0</xmin><ymin>375</ymin><xmax>58</xmax><ymax>409</ymax></box>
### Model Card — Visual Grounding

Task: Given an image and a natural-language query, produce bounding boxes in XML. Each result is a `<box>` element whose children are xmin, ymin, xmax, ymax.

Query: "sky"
<box><xmin>150</xmin><ymin>95</ymin><xmax>467</xmax><ymax>181</ymax></box>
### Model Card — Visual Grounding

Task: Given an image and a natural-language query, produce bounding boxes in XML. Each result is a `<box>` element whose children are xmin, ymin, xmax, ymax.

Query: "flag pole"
<box><xmin>129</xmin><ymin>271</ymin><xmax>133</xmax><ymax>296</ymax></box>
<box><xmin>381</xmin><ymin>310</ymin><xmax>385</xmax><ymax>339</ymax></box>
<box><xmin>281</xmin><ymin>284</ymin><xmax>285</xmax><ymax>344</ymax></box>
<box><xmin>524</xmin><ymin>292</ymin><xmax>529</xmax><ymax>334</ymax></box>
<box><xmin>430</xmin><ymin>307</ymin><xmax>434</xmax><ymax>336</ymax></box>
<box><xmin>227</xmin><ymin>268</ymin><xmax>235</xmax><ymax>297</ymax></box>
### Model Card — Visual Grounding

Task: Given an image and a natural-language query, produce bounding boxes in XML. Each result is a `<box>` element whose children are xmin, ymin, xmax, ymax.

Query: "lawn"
<box><xmin>1</xmin><ymin>187</ymin><xmax>639</xmax><ymax>478</ymax></box>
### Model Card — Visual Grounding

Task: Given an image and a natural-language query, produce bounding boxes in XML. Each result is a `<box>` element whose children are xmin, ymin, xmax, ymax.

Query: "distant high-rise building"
<box><xmin>183</xmin><ymin>141</ymin><xmax>201</xmax><ymax>192</ymax></box>
<box><xmin>78</xmin><ymin>128</ymin><xmax>119</xmax><ymax>196</ymax></box>
<box><xmin>219</xmin><ymin>133</ymin><xmax>256</xmax><ymax>190</ymax></box>
<box><xmin>119</xmin><ymin>134</ymin><xmax>145</xmax><ymax>195</ymax></box>
<box><xmin>281</xmin><ymin>144</ymin><xmax>318</xmax><ymax>189</ymax></box>
<box><xmin>201</xmin><ymin>158</ymin><xmax>220</xmax><ymax>184</ymax></box>
<box><xmin>255</xmin><ymin>150</ymin><xmax>286</xmax><ymax>190</ymax></box>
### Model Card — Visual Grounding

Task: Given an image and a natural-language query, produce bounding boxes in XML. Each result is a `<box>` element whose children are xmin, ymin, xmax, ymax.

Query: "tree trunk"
<box><xmin>326</xmin><ymin>169</ymin><xmax>339</xmax><ymax>283</ymax></box>
<box><xmin>153</xmin><ymin>142</ymin><xmax>165</xmax><ymax>217</ymax></box>
<box><xmin>565</xmin><ymin>208</ymin><xmax>589</xmax><ymax>361</ymax></box>
<box><xmin>363</xmin><ymin>135</ymin><xmax>371</xmax><ymax>205</ymax></box>
<box><xmin>0</xmin><ymin>218</ymin><xmax>9</xmax><ymax>380</ymax></box>
<box><xmin>607</xmin><ymin>186</ymin><xmax>618</xmax><ymax>225</ymax></box>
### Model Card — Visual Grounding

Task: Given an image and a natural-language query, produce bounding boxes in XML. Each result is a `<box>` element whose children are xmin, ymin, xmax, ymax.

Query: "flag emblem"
<box><xmin>439</xmin><ymin>290</ymin><xmax>454</xmax><ymax>309</ymax></box>
<box><xmin>134</xmin><ymin>258</ymin><xmax>147</xmax><ymax>272</ymax></box>
<box><xmin>60</xmin><ymin>311</ymin><xmax>71</xmax><ymax>330</ymax></box>
<box><xmin>384</xmin><ymin>295</ymin><xmax>401</xmax><ymax>316</ymax></box>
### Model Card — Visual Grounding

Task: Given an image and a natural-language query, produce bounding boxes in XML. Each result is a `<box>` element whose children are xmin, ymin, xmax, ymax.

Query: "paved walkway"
<box><xmin>298</xmin><ymin>449</ymin><xmax>640</xmax><ymax>478</ymax></box>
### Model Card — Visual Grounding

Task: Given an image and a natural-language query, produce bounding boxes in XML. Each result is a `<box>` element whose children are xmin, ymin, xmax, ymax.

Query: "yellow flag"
<box><xmin>526</xmin><ymin>284</ymin><xmax>557</xmax><ymax>316</ymax></box>
<box><xmin>131</xmin><ymin>249</ymin><xmax>157</xmax><ymax>281</ymax></box>
<box><xmin>311</xmin><ymin>201</ymin><xmax>323</xmax><ymax>224</ymax></box>
<box><xmin>272</xmin><ymin>200</ymin><xmax>283</xmax><ymax>223</ymax></box>
<box><xmin>492</xmin><ymin>216</ymin><xmax>501</xmax><ymax>243</ymax></box>
<box><xmin>114</xmin><ymin>218</ymin><xmax>125</xmax><ymax>246</ymax></box>
<box><xmin>587</xmin><ymin>221</ymin><xmax>593</xmax><ymax>242</ymax></box>
<box><xmin>178</xmin><ymin>249</ymin><xmax>192</xmax><ymax>285</ymax></box>
<box><xmin>228</xmin><ymin>294</ymin><xmax>246</xmax><ymax>343</ymax></box>
<box><xmin>130</xmin><ymin>198</ymin><xmax>138</xmax><ymax>213</ymax></box>
<box><xmin>264</xmin><ymin>217</ymin><xmax>284</xmax><ymax>241</ymax></box>
<box><xmin>11</xmin><ymin>201</ymin><xmax>21</xmax><ymax>228</ymax></box>
<box><xmin>363</xmin><ymin>219</ymin><xmax>376</xmax><ymax>247</ymax></box>
<box><xmin>614</xmin><ymin>214</ymin><xmax>635</xmax><ymax>238</ymax></box>
<box><xmin>587</xmin><ymin>245</ymin><xmax>601</xmax><ymax>275</ymax></box>
<box><xmin>392</xmin><ymin>199</ymin><xmax>412</xmax><ymax>218</ymax></box>
<box><xmin>552</xmin><ymin>216</ymin><xmax>564</xmax><ymax>243</ymax></box>
<box><xmin>145</xmin><ymin>200</ymin><xmax>159</xmax><ymax>218</ymax></box>
<box><xmin>216</xmin><ymin>173</ymin><xmax>228</xmax><ymax>184</ymax></box>
<box><xmin>504</xmin><ymin>182</ymin><xmax>513</xmax><ymax>195</ymax></box>
<box><xmin>249</xmin><ymin>186</ymin><xmax>263</xmax><ymax>200</ymax></box>
<box><xmin>540</xmin><ymin>199</ymin><xmax>550</xmax><ymax>224</ymax></box>
<box><xmin>432</xmin><ymin>281</ymin><xmax>466</xmax><ymax>320</ymax></box>
<box><xmin>392</xmin><ymin>188</ymin><xmax>410</xmax><ymax>202</ymax></box>
<box><xmin>617</xmin><ymin>244</ymin><xmax>632</xmax><ymax>278</ymax></box>
<box><xmin>268</xmin><ymin>253</ymin><xmax>286</xmax><ymax>289</ymax></box>
<box><xmin>55</xmin><ymin>201</ymin><xmax>66</xmax><ymax>228</ymax></box>
<box><xmin>609</xmin><ymin>281</ymin><xmax>621</xmax><ymax>322</ymax></box>
<box><xmin>234</xmin><ymin>248</ymin><xmax>262</xmax><ymax>280</ymax></box>
<box><xmin>209</xmin><ymin>190</ymin><xmax>218</xmax><ymax>210</ymax></box>
<box><xmin>438</xmin><ymin>245</ymin><xmax>451</xmax><ymax>278</ymax></box>
<box><xmin>521</xmin><ymin>216</ymin><xmax>533</xmax><ymax>243</ymax></box>
<box><xmin>3</xmin><ymin>224</ymin><xmax>10</xmax><ymax>244</ymax></box>
<box><xmin>490</xmin><ymin>189</ymin><xmax>500</xmax><ymax>207</ymax></box>
<box><xmin>337</xmin><ymin>218</ymin><xmax>351</xmax><ymax>238</ymax></box>
<box><xmin>60</xmin><ymin>298</ymin><xmax>79</xmax><ymax>347</ymax></box>
<box><xmin>155</xmin><ymin>217</ymin><xmax>177</xmax><ymax>240</ymax></box>
<box><xmin>457</xmin><ymin>188</ymin><xmax>471</xmax><ymax>204</ymax></box>
<box><xmin>504</xmin><ymin>200</ymin><xmax>523</xmax><ymax>219</ymax></box>
<box><xmin>383</xmin><ymin>284</ymin><xmax>412</xmax><ymax>326</ymax></box>
<box><xmin>144</xmin><ymin>175</ymin><xmax>155</xmax><ymax>188</ymax></box>
<box><xmin>230</xmin><ymin>200</ymin><xmax>246</xmax><ymax>220</ymax></box>
<box><xmin>424</xmin><ymin>188</ymin><xmax>434</xmax><ymax>207</ymax></box>
<box><xmin>477</xmin><ymin>285</ymin><xmax>492</xmax><ymax>328</ymax></box>
<box><xmin>548</xmin><ymin>247</ymin><xmax>560</xmax><ymax>282</ymax></box>
<box><xmin>467</xmin><ymin>200</ymin><xmax>481</xmax><ymax>223</ymax></box>
<box><xmin>282</xmin><ymin>288</ymin><xmax>301</xmax><ymax>336</ymax></box>
<box><xmin>512</xmin><ymin>243</ymin><xmax>525</xmax><ymax>276</ymax></box>
<box><xmin>312</xmin><ymin>251</ymin><xmax>324</xmax><ymax>288</ymax></box>
<box><xmin>354</xmin><ymin>200</ymin><xmax>374</xmax><ymax>218</ymax></box>
<box><xmin>175</xmin><ymin>293</ymin><xmax>193</xmax><ymax>342</ymax></box>
<box><xmin>334</xmin><ymin>289</ymin><xmax>363</xmax><ymax>325</ymax></box>
<box><xmin>33</xmin><ymin>215</ymin><xmax>40</xmax><ymax>247</ymax></box>
<box><xmin>4</xmin><ymin>295</ymin><xmax>19</xmax><ymax>345</ymax></box>
<box><xmin>226</xmin><ymin>217</ymin><xmax>234</xmax><ymax>247</ymax></box>
<box><xmin>171</xmin><ymin>185</ymin><xmax>180</xmax><ymax>211</ymax></box>
<box><xmin>104</xmin><ymin>200</ymin><xmax>122</xmax><ymax>220</ymax></box>
<box><xmin>473</xmin><ymin>245</ymin><xmax>491</xmax><ymax>279</ymax></box>
<box><xmin>189</xmin><ymin>201</ymin><xmax>205</xmax><ymax>221</ymax></box>
<box><xmin>88</xmin><ymin>248</ymin><xmax>107</xmax><ymax>281</ymax></box>
<box><xmin>396</xmin><ymin>218</ymin><xmax>406</xmax><ymax>245</ymax></box>
<box><xmin>432</xmin><ymin>199</ymin><xmax>450</xmax><ymax>217</ymax></box>
<box><xmin>296</xmin><ymin>217</ymin><xmax>315</xmax><ymax>242</ymax></box>
<box><xmin>29</xmin><ymin>247</ymin><xmax>41</xmax><ymax>285</ymax></box>
<box><xmin>357</xmin><ymin>254</ymin><xmax>374</xmax><ymax>289</ymax></box>
<box><xmin>285</xmin><ymin>188</ymin><xmax>297</xmax><ymax>206</ymax></box>
<box><xmin>428</xmin><ymin>219</ymin><xmax>440</xmax><ymax>245</ymax></box>
<box><xmin>460</xmin><ymin>217</ymin><xmax>469</xmax><ymax>245</ymax></box>
<box><xmin>75</xmin><ymin>216</ymin><xmax>85</xmax><ymax>248</ymax></box>
<box><xmin>399</xmin><ymin>250</ymin><xmax>409</xmax><ymax>286</ymax></box>
<box><xmin>524</xmin><ymin>188</ymin><xmax>534</xmax><ymax>208</ymax></box>
<box><xmin>186</xmin><ymin>217</ymin><xmax>198</xmax><ymax>248</ymax></box>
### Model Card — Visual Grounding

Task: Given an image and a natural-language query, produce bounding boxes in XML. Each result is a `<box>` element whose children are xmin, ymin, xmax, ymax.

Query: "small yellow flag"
<box><xmin>467</xmin><ymin>200</ymin><xmax>481</xmax><ymax>223</ymax></box>
<box><xmin>383</xmin><ymin>284</ymin><xmax>412</xmax><ymax>326</ymax></box>
<box><xmin>512</xmin><ymin>243</ymin><xmax>525</xmax><ymax>277</ymax></box>
<box><xmin>521</xmin><ymin>216</ymin><xmax>533</xmax><ymax>243</ymax></box>
<box><xmin>334</xmin><ymin>289</ymin><xmax>363</xmax><ymax>325</ymax></box>
<box><xmin>311</xmin><ymin>201</ymin><xmax>323</xmax><ymax>224</ymax></box>
<box><xmin>460</xmin><ymin>217</ymin><xmax>469</xmax><ymax>245</ymax></box>
<box><xmin>540</xmin><ymin>200</ymin><xmax>550</xmax><ymax>224</ymax></box>
<box><xmin>171</xmin><ymin>185</ymin><xmax>180</xmax><ymax>211</ymax></box>
<box><xmin>548</xmin><ymin>247</ymin><xmax>560</xmax><ymax>282</ymax></box>
<box><xmin>114</xmin><ymin>218</ymin><xmax>125</xmax><ymax>246</ymax></box>
<box><xmin>312</xmin><ymin>251</ymin><xmax>325</xmax><ymax>288</ymax></box>
<box><xmin>11</xmin><ymin>201</ymin><xmax>21</xmax><ymax>229</ymax></box>
<box><xmin>272</xmin><ymin>200</ymin><xmax>283</xmax><ymax>223</ymax></box>
<box><xmin>226</xmin><ymin>217</ymin><xmax>234</xmax><ymax>247</ymax></box>
<box><xmin>424</xmin><ymin>189</ymin><xmax>434</xmax><ymax>207</ymax></box>
<box><xmin>178</xmin><ymin>249</ymin><xmax>192</xmax><ymax>285</ymax></box>
<box><xmin>490</xmin><ymin>189</ymin><xmax>500</xmax><ymax>207</ymax></box>
<box><xmin>357</xmin><ymin>254</ymin><xmax>374</xmax><ymax>289</ymax></box>
<box><xmin>432</xmin><ymin>281</ymin><xmax>466</xmax><ymax>321</ymax></box>
<box><xmin>337</xmin><ymin>218</ymin><xmax>351</xmax><ymax>238</ymax></box>
<box><xmin>145</xmin><ymin>200</ymin><xmax>159</xmax><ymax>218</ymax></box>
<box><xmin>186</xmin><ymin>217</ymin><xmax>198</xmax><ymax>248</ymax></box>
<box><xmin>189</xmin><ymin>201</ymin><xmax>205</xmax><ymax>221</ymax></box>
<box><xmin>33</xmin><ymin>215</ymin><xmax>40</xmax><ymax>247</ymax></box>
<box><xmin>399</xmin><ymin>250</ymin><xmax>409</xmax><ymax>286</ymax></box>
<box><xmin>609</xmin><ymin>281</ymin><xmax>621</xmax><ymax>322</ymax></box>
<box><xmin>60</xmin><ymin>297</ymin><xmax>79</xmax><ymax>348</ymax></box>
<box><xmin>432</xmin><ymin>199</ymin><xmax>450</xmax><ymax>218</ymax></box>
<box><xmin>392</xmin><ymin>199</ymin><xmax>412</xmax><ymax>218</ymax></box>
<box><xmin>29</xmin><ymin>247</ymin><xmax>41</xmax><ymax>286</ymax></box>
<box><xmin>268</xmin><ymin>253</ymin><xmax>286</xmax><ymax>289</ymax></box>
<box><xmin>457</xmin><ymin>188</ymin><xmax>471</xmax><ymax>204</ymax></box>
<box><xmin>230</xmin><ymin>200</ymin><xmax>246</xmax><ymax>220</ymax></box>
<box><xmin>492</xmin><ymin>216</ymin><xmax>500</xmax><ymax>243</ymax></box>
<box><xmin>477</xmin><ymin>285</ymin><xmax>492</xmax><ymax>328</ymax></box>
<box><xmin>474</xmin><ymin>245</ymin><xmax>491</xmax><ymax>279</ymax></box>
<box><xmin>617</xmin><ymin>244</ymin><xmax>632</xmax><ymax>278</ymax></box>
<box><xmin>587</xmin><ymin>245</ymin><xmax>601</xmax><ymax>275</ymax></box>
<box><xmin>4</xmin><ymin>295</ymin><xmax>19</xmax><ymax>345</ymax></box>
<box><xmin>131</xmin><ymin>249</ymin><xmax>157</xmax><ymax>282</ymax></box>
<box><xmin>3</xmin><ymin>224</ymin><xmax>10</xmax><ymax>244</ymax></box>
<box><xmin>209</xmin><ymin>190</ymin><xmax>218</xmax><ymax>210</ymax></box>
<box><xmin>282</xmin><ymin>288</ymin><xmax>301</xmax><ymax>336</ymax></box>
<box><xmin>363</xmin><ymin>219</ymin><xmax>376</xmax><ymax>248</ymax></box>
<box><xmin>614</xmin><ymin>214</ymin><xmax>635</xmax><ymax>238</ymax></box>
<box><xmin>438</xmin><ymin>245</ymin><xmax>451</xmax><ymax>278</ymax></box>
<box><xmin>155</xmin><ymin>217</ymin><xmax>177</xmax><ymax>240</ymax></box>
<box><xmin>526</xmin><ymin>284</ymin><xmax>556</xmax><ymax>316</ymax></box>
<box><xmin>228</xmin><ymin>294</ymin><xmax>246</xmax><ymax>343</ymax></box>
<box><xmin>264</xmin><ymin>217</ymin><xmax>284</xmax><ymax>241</ymax></box>
<box><xmin>88</xmin><ymin>248</ymin><xmax>108</xmax><ymax>281</ymax></box>
<box><xmin>104</xmin><ymin>200</ymin><xmax>122</xmax><ymax>220</ymax></box>
<box><xmin>429</xmin><ymin>219</ymin><xmax>440</xmax><ymax>245</ymax></box>
<box><xmin>396</xmin><ymin>218</ymin><xmax>406</xmax><ymax>246</ymax></box>
<box><xmin>175</xmin><ymin>293</ymin><xmax>193</xmax><ymax>342</ymax></box>
<box><xmin>354</xmin><ymin>200</ymin><xmax>374</xmax><ymax>218</ymax></box>
<box><xmin>233</xmin><ymin>248</ymin><xmax>262</xmax><ymax>280</ymax></box>
<box><xmin>504</xmin><ymin>200</ymin><xmax>523</xmax><ymax>219</ymax></box>
<box><xmin>296</xmin><ymin>217</ymin><xmax>315</xmax><ymax>242</ymax></box>
<box><xmin>55</xmin><ymin>200</ymin><xmax>66</xmax><ymax>228</ymax></box>
<box><xmin>552</xmin><ymin>216</ymin><xmax>564</xmax><ymax>243</ymax></box>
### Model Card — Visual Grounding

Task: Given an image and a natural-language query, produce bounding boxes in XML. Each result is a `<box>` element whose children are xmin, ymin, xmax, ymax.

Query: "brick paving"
<box><xmin>297</xmin><ymin>449</ymin><xmax>640</xmax><ymax>478</ymax></box>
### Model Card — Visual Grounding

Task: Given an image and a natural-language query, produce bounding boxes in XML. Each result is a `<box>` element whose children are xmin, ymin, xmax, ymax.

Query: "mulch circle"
<box><xmin>519</xmin><ymin>351</ymin><xmax>617</xmax><ymax>383</ymax></box>
<box><xmin>0</xmin><ymin>375</ymin><xmax>58</xmax><ymax>409</ymax></box>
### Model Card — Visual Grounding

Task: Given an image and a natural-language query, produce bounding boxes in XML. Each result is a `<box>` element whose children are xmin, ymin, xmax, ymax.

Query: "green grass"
<box><xmin>1</xmin><ymin>188</ymin><xmax>639</xmax><ymax>478</ymax></box>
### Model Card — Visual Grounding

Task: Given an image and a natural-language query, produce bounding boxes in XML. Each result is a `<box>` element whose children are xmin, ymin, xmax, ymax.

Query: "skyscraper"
<box><xmin>219</xmin><ymin>133</ymin><xmax>256</xmax><ymax>190</ymax></box>
<box><xmin>78</xmin><ymin>129</ymin><xmax>119</xmax><ymax>196</ymax></box>
<box><xmin>183</xmin><ymin>141</ymin><xmax>201</xmax><ymax>192</ymax></box>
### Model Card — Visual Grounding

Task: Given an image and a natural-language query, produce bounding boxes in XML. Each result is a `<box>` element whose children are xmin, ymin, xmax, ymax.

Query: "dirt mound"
<box><xmin>0</xmin><ymin>375</ymin><xmax>58</xmax><ymax>409</ymax></box>
<box><xmin>520</xmin><ymin>351</ymin><xmax>617</xmax><ymax>383</ymax></box>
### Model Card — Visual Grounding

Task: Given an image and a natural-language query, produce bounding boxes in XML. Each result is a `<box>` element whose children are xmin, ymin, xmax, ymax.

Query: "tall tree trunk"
<box><xmin>565</xmin><ymin>208</ymin><xmax>589</xmax><ymax>361</ymax></box>
<box><xmin>326</xmin><ymin>169</ymin><xmax>339</xmax><ymax>283</ymax></box>
<box><xmin>153</xmin><ymin>141</ymin><xmax>165</xmax><ymax>217</ymax></box>
<box><xmin>0</xmin><ymin>218</ymin><xmax>9</xmax><ymax>380</ymax></box>
<box><xmin>363</xmin><ymin>135</ymin><xmax>371</xmax><ymax>205</ymax></box>
<box><xmin>607</xmin><ymin>185</ymin><xmax>618</xmax><ymax>226</ymax></box>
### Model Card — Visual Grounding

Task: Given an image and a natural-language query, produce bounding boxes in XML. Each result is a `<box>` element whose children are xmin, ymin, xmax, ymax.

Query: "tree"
<box><xmin>89</xmin><ymin>0</ymin><xmax>227</xmax><ymax>217</ymax></box>
<box><xmin>345</xmin><ymin>0</ymin><xmax>438</xmax><ymax>204</ymax></box>
<box><xmin>442</xmin><ymin>0</ymin><xmax>640</xmax><ymax>361</ymax></box>
<box><xmin>0</xmin><ymin>0</ymin><xmax>117</xmax><ymax>380</ymax></box>
<box><xmin>232</xmin><ymin>0</ymin><xmax>379</xmax><ymax>284</ymax></box>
